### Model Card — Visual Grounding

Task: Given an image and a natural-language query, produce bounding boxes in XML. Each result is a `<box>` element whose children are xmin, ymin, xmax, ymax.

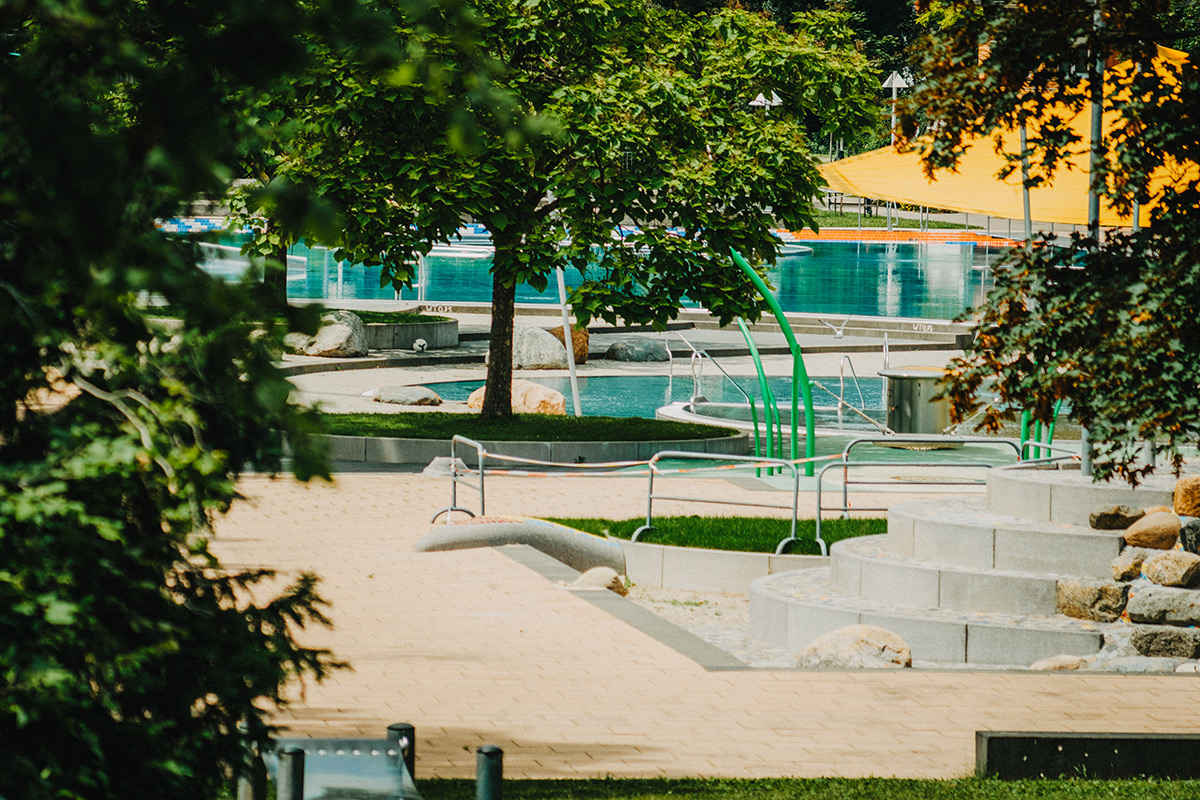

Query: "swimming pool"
<box><xmin>201</xmin><ymin>237</ymin><xmax>1007</xmax><ymax>321</ymax></box>
<box><xmin>427</xmin><ymin>374</ymin><xmax>887</xmax><ymax>424</ymax></box>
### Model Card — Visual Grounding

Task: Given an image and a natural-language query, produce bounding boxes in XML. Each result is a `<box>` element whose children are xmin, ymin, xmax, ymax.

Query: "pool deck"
<box><xmin>202</xmin><ymin>318</ymin><xmax>1200</xmax><ymax>781</ymax></box>
<box><xmin>213</xmin><ymin>471</ymin><xmax>1200</xmax><ymax>780</ymax></box>
<box><xmin>285</xmin><ymin>312</ymin><xmax>962</xmax><ymax>415</ymax></box>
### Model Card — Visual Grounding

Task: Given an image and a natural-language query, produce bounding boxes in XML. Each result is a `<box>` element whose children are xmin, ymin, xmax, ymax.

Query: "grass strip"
<box><xmin>322</xmin><ymin>412</ymin><xmax>734</xmax><ymax>443</ymax></box>
<box><xmin>546</xmin><ymin>515</ymin><xmax>886</xmax><ymax>555</ymax></box>
<box><xmin>350</xmin><ymin>309</ymin><xmax>452</xmax><ymax>324</ymax></box>
<box><xmin>419</xmin><ymin>778</ymin><xmax>1200</xmax><ymax>800</ymax></box>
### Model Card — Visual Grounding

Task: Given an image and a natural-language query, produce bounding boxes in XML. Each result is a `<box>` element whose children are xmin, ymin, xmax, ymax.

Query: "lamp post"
<box><xmin>882</xmin><ymin>71</ymin><xmax>909</xmax><ymax>147</ymax></box>
<box><xmin>749</xmin><ymin>90</ymin><xmax>782</xmax><ymax>111</ymax></box>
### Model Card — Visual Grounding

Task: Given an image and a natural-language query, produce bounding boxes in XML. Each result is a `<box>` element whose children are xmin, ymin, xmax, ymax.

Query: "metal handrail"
<box><xmin>815</xmin><ymin>435</ymin><xmax>1025</xmax><ymax>544</ymax></box>
<box><xmin>665</xmin><ymin>331</ymin><xmax>765</xmax><ymax>466</ymax></box>
<box><xmin>839</xmin><ymin>355</ymin><xmax>867</xmax><ymax>410</ymax></box>
<box><xmin>629</xmin><ymin>451</ymin><xmax>824</xmax><ymax>556</ymax></box>
<box><xmin>430</xmin><ymin>436</ymin><xmax>486</xmax><ymax>522</ymax></box>
<box><xmin>809</xmin><ymin>379</ymin><xmax>892</xmax><ymax>434</ymax></box>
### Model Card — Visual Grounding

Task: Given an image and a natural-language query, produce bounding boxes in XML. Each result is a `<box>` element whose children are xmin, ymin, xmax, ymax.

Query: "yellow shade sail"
<box><xmin>820</xmin><ymin>46</ymin><xmax>1195</xmax><ymax>228</ymax></box>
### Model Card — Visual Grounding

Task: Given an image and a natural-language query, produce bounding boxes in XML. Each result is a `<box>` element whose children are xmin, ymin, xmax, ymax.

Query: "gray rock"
<box><xmin>1175</xmin><ymin>661</ymin><xmax>1200</xmax><ymax>673</ymax></box>
<box><xmin>605</xmin><ymin>339</ymin><xmax>669</xmax><ymax>362</ymax></box>
<box><xmin>283</xmin><ymin>331</ymin><xmax>314</xmax><ymax>354</ymax></box>
<box><xmin>1143</xmin><ymin>550</ymin><xmax>1200</xmax><ymax>588</ymax></box>
<box><xmin>1099</xmin><ymin>656</ymin><xmax>1186</xmax><ymax>673</ymax></box>
<box><xmin>507</xmin><ymin>326</ymin><xmax>568</xmax><ymax>369</ymax></box>
<box><xmin>796</xmin><ymin>625</ymin><xmax>912</xmax><ymax>669</ymax></box>
<box><xmin>306</xmin><ymin>310</ymin><xmax>369</xmax><ymax>357</ymax></box>
<box><xmin>373</xmin><ymin>385</ymin><xmax>443</xmax><ymax>406</ymax></box>
<box><xmin>1090</xmin><ymin>504</ymin><xmax>1145</xmax><ymax>530</ymax></box>
<box><xmin>1056</xmin><ymin>577</ymin><xmax>1128</xmax><ymax>622</ymax></box>
<box><xmin>1127</xmin><ymin>585</ymin><xmax>1200</xmax><ymax>626</ymax></box>
<box><xmin>1112</xmin><ymin>547</ymin><xmax>1154</xmax><ymax>581</ymax></box>
<box><xmin>1181</xmin><ymin>517</ymin><xmax>1200</xmax><ymax>555</ymax></box>
<box><xmin>1131</xmin><ymin>625</ymin><xmax>1200</xmax><ymax>659</ymax></box>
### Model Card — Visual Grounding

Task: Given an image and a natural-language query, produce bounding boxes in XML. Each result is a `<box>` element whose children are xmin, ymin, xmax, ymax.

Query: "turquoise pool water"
<box><xmin>203</xmin><ymin>238</ymin><xmax>1007</xmax><ymax>320</ymax></box>
<box><xmin>427</xmin><ymin>374</ymin><xmax>886</xmax><ymax>422</ymax></box>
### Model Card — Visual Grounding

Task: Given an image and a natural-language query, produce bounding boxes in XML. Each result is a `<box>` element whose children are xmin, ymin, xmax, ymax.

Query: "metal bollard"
<box><xmin>476</xmin><ymin>745</ymin><xmax>503</xmax><ymax>800</ymax></box>
<box><xmin>236</xmin><ymin>750</ymin><xmax>267</xmax><ymax>800</ymax></box>
<box><xmin>387</xmin><ymin>722</ymin><xmax>417</xmax><ymax>779</ymax></box>
<box><xmin>277</xmin><ymin>747</ymin><xmax>305</xmax><ymax>800</ymax></box>
<box><xmin>1080</xmin><ymin>427</ymin><xmax>1093</xmax><ymax>477</ymax></box>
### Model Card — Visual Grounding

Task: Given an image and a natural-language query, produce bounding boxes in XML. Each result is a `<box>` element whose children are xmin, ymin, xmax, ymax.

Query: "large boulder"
<box><xmin>1055</xmin><ymin>577</ymin><xmax>1128</xmax><ymax>622</ymax></box>
<box><xmin>796</xmin><ymin>625</ymin><xmax>912</xmax><ymax>669</ymax></box>
<box><xmin>306</xmin><ymin>310</ymin><xmax>369</xmax><ymax>357</ymax></box>
<box><xmin>1181</xmin><ymin>517</ymin><xmax>1200</xmax><ymax>555</ymax></box>
<box><xmin>1089</xmin><ymin>504</ymin><xmax>1145</xmax><ymax>530</ymax></box>
<box><xmin>1122</xmin><ymin>511</ymin><xmax>1181</xmax><ymax>550</ymax></box>
<box><xmin>548</xmin><ymin>326</ymin><xmax>589</xmax><ymax>364</ymax></box>
<box><xmin>1126</xmin><ymin>585</ymin><xmax>1200</xmax><ymax>626</ymax></box>
<box><xmin>1174</xmin><ymin>476</ymin><xmax>1200</xmax><ymax>517</ymax></box>
<box><xmin>1143</xmin><ymin>550</ymin><xmax>1200</xmax><ymax>588</ymax></box>
<box><xmin>1112</xmin><ymin>547</ymin><xmax>1154</xmax><ymax>581</ymax></box>
<box><xmin>373</xmin><ymin>385</ymin><xmax>443</xmax><ymax>406</ymax></box>
<box><xmin>467</xmin><ymin>379</ymin><xmax>566</xmax><ymax>415</ymax></box>
<box><xmin>283</xmin><ymin>331</ymin><xmax>314</xmax><ymax>354</ymax></box>
<box><xmin>1132</xmin><ymin>626</ymin><xmax>1200</xmax><ymax>659</ymax></box>
<box><xmin>498</xmin><ymin>326</ymin><xmax>569</xmax><ymax>369</ymax></box>
<box><xmin>605</xmin><ymin>339</ymin><xmax>669</xmax><ymax>362</ymax></box>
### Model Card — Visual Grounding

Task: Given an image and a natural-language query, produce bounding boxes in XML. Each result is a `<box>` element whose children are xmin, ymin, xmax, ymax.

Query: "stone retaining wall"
<box><xmin>364</xmin><ymin>318</ymin><xmax>458</xmax><ymax>350</ymax></box>
<box><xmin>320</xmin><ymin>431</ymin><xmax>749</xmax><ymax>465</ymax></box>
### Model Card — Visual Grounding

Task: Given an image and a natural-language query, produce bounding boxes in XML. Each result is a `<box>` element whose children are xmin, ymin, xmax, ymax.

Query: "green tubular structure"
<box><xmin>1019</xmin><ymin>399</ymin><xmax>1065</xmax><ymax>460</ymax></box>
<box><xmin>731</xmin><ymin>249</ymin><xmax>817</xmax><ymax>476</ymax></box>
<box><xmin>1019</xmin><ymin>410</ymin><xmax>1031</xmax><ymax>458</ymax></box>
<box><xmin>735</xmin><ymin>318</ymin><xmax>771</xmax><ymax>476</ymax></box>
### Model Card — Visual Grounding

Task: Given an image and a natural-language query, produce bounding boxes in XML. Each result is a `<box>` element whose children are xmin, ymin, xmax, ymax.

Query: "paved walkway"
<box><xmin>213</xmin><ymin>471</ymin><xmax>1200</xmax><ymax>780</ymax></box>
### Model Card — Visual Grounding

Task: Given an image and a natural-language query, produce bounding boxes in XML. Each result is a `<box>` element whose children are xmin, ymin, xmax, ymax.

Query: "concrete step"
<box><xmin>888</xmin><ymin>496</ymin><xmax>1123</xmax><ymax>578</ymax></box>
<box><xmin>749</xmin><ymin>567</ymin><xmax>1113</xmax><ymax>666</ymax></box>
<box><xmin>830</xmin><ymin>535</ymin><xmax>1063</xmax><ymax>616</ymax></box>
<box><xmin>986</xmin><ymin>463</ymin><xmax>1176</xmax><ymax>526</ymax></box>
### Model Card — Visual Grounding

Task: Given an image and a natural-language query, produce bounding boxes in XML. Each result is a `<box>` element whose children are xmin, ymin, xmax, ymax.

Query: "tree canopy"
<box><xmin>251</xmin><ymin>0</ymin><xmax>878</xmax><ymax>417</ymax></box>
<box><xmin>901</xmin><ymin>0</ymin><xmax>1200</xmax><ymax>483</ymax></box>
<box><xmin>0</xmin><ymin>0</ymin><xmax>387</xmax><ymax>795</ymax></box>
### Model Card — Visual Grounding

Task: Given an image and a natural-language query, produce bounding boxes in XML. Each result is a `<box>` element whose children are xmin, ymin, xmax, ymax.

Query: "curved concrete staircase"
<box><xmin>750</xmin><ymin>463</ymin><xmax>1179</xmax><ymax>667</ymax></box>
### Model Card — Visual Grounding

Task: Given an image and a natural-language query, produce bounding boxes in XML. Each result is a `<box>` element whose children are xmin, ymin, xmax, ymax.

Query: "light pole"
<box><xmin>882</xmin><ymin>71</ymin><xmax>909</xmax><ymax>147</ymax></box>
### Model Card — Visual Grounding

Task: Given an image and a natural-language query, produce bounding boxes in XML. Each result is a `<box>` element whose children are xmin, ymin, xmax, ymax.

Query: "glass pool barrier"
<box><xmin>190</xmin><ymin>232</ymin><xmax>1006</xmax><ymax>320</ymax></box>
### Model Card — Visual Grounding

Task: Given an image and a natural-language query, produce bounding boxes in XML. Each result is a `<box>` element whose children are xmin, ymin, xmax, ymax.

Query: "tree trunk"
<box><xmin>481</xmin><ymin>267</ymin><xmax>516</xmax><ymax>420</ymax></box>
<box><xmin>265</xmin><ymin>241</ymin><xmax>289</xmax><ymax>311</ymax></box>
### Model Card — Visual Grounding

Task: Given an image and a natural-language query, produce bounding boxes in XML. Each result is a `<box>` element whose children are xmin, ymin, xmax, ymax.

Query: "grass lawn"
<box><xmin>546</xmin><ymin>515</ymin><xmax>885</xmax><ymax>555</ymax></box>
<box><xmin>419</xmin><ymin>778</ymin><xmax>1200</xmax><ymax>800</ymax></box>
<box><xmin>810</xmin><ymin>209</ymin><xmax>980</xmax><ymax>230</ymax></box>
<box><xmin>321</xmin><ymin>412</ymin><xmax>734</xmax><ymax>442</ymax></box>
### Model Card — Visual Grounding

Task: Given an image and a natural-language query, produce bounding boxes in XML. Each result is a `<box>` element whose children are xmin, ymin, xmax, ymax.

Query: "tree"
<box><xmin>900</xmin><ymin>0</ymin><xmax>1200</xmax><ymax>483</ymax></box>
<box><xmin>257</xmin><ymin>0</ymin><xmax>877</xmax><ymax>418</ymax></box>
<box><xmin>0</xmin><ymin>0</ymin><xmax>387</xmax><ymax>795</ymax></box>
